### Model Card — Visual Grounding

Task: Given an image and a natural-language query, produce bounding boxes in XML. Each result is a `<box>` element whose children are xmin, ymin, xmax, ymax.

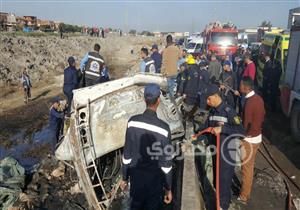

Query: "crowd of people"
<box><xmin>126</xmin><ymin>34</ymin><xmax>282</xmax><ymax>210</ymax></box>
<box><xmin>23</xmin><ymin>33</ymin><xmax>282</xmax><ymax>210</ymax></box>
<box><xmin>47</xmin><ymin>43</ymin><xmax>109</xmax><ymax>155</ymax></box>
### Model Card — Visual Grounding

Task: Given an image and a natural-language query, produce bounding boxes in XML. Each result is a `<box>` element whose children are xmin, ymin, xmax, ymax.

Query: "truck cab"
<box><xmin>280</xmin><ymin>23</ymin><xmax>300</xmax><ymax>141</ymax></box>
<box><xmin>186</xmin><ymin>38</ymin><xmax>203</xmax><ymax>55</ymax></box>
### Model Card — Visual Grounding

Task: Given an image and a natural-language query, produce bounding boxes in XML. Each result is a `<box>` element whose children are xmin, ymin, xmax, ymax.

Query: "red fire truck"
<box><xmin>203</xmin><ymin>22</ymin><xmax>238</xmax><ymax>56</ymax></box>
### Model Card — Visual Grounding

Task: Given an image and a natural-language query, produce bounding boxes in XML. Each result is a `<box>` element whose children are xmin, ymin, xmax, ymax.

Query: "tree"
<box><xmin>260</xmin><ymin>20</ymin><xmax>272</xmax><ymax>28</ymax></box>
<box><xmin>58</xmin><ymin>22</ymin><xmax>82</xmax><ymax>33</ymax></box>
<box><xmin>140</xmin><ymin>31</ymin><xmax>154</xmax><ymax>36</ymax></box>
<box><xmin>129</xmin><ymin>29</ymin><xmax>136</xmax><ymax>35</ymax></box>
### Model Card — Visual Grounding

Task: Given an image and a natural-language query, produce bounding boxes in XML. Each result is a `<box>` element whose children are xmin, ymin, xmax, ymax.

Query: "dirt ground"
<box><xmin>0</xmin><ymin>33</ymin><xmax>161</xmax><ymax>209</ymax></box>
<box><xmin>1</xmin><ymin>33</ymin><xmax>300</xmax><ymax>210</ymax></box>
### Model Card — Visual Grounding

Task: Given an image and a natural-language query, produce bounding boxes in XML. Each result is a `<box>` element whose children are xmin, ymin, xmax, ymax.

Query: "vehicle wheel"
<box><xmin>291</xmin><ymin>101</ymin><xmax>300</xmax><ymax>142</ymax></box>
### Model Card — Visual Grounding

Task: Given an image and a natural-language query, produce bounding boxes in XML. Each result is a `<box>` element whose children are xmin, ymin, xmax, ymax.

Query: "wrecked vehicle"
<box><xmin>55</xmin><ymin>74</ymin><xmax>185</xmax><ymax>210</ymax></box>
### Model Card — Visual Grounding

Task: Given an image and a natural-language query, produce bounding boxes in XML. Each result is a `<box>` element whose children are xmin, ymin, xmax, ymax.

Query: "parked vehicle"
<box><xmin>280</xmin><ymin>21</ymin><xmax>300</xmax><ymax>141</ymax></box>
<box><xmin>257</xmin><ymin>32</ymin><xmax>290</xmax><ymax>87</ymax></box>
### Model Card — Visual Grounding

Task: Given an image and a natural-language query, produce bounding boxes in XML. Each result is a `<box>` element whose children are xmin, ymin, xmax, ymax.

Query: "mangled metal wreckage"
<box><xmin>55</xmin><ymin>74</ymin><xmax>185</xmax><ymax>209</ymax></box>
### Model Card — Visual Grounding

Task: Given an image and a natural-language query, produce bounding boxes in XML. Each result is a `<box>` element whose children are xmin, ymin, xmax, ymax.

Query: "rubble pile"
<box><xmin>0</xmin><ymin>34</ymin><xmax>159</xmax><ymax>87</ymax></box>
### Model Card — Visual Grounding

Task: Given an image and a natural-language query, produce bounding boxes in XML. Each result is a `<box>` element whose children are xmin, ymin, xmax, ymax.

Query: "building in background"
<box><xmin>288</xmin><ymin>7</ymin><xmax>300</xmax><ymax>29</ymax></box>
<box><xmin>0</xmin><ymin>12</ymin><xmax>17</xmax><ymax>31</ymax></box>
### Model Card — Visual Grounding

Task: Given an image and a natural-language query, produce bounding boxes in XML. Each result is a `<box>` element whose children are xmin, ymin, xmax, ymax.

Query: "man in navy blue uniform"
<box><xmin>182</xmin><ymin>54</ymin><xmax>201</xmax><ymax>107</ymax></box>
<box><xmin>63</xmin><ymin>56</ymin><xmax>78</xmax><ymax>115</ymax></box>
<box><xmin>150</xmin><ymin>44</ymin><xmax>162</xmax><ymax>73</ymax></box>
<box><xmin>80</xmin><ymin>43</ymin><xmax>105</xmax><ymax>87</ymax></box>
<box><xmin>49</xmin><ymin>97</ymin><xmax>65</xmax><ymax>154</ymax></box>
<box><xmin>219</xmin><ymin>60</ymin><xmax>239</xmax><ymax>108</ymax></box>
<box><xmin>204</xmin><ymin>84</ymin><xmax>244</xmax><ymax>210</ymax></box>
<box><xmin>197</xmin><ymin>61</ymin><xmax>211</xmax><ymax>109</ymax></box>
<box><xmin>120</xmin><ymin>84</ymin><xmax>173</xmax><ymax>210</ymax></box>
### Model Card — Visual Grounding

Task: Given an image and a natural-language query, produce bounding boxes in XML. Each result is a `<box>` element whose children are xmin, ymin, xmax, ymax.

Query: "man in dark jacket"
<box><xmin>219</xmin><ymin>61</ymin><xmax>239</xmax><ymax>108</ymax></box>
<box><xmin>182</xmin><ymin>55</ymin><xmax>201</xmax><ymax>107</ymax></box>
<box><xmin>63</xmin><ymin>56</ymin><xmax>78</xmax><ymax>115</ymax></box>
<box><xmin>120</xmin><ymin>84</ymin><xmax>173</xmax><ymax>210</ymax></box>
<box><xmin>262</xmin><ymin>53</ymin><xmax>273</xmax><ymax>104</ymax></box>
<box><xmin>49</xmin><ymin>97</ymin><xmax>65</xmax><ymax>154</ymax></box>
<box><xmin>197</xmin><ymin>61</ymin><xmax>210</xmax><ymax>109</ymax></box>
<box><xmin>150</xmin><ymin>44</ymin><xmax>162</xmax><ymax>73</ymax></box>
<box><xmin>269</xmin><ymin>59</ymin><xmax>282</xmax><ymax>112</ymax></box>
<box><xmin>80</xmin><ymin>43</ymin><xmax>105</xmax><ymax>87</ymax></box>
<box><xmin>204</xmin><ymin>84</ymin><xmax>244</xmax><ymax>210</ymax></box>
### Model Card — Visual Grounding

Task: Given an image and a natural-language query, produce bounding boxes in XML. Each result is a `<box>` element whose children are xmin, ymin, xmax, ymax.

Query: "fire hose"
<box><xmin>192</xmin><ymin>127</ymin><xmax>221</xmax><ymax>210</ymax></box>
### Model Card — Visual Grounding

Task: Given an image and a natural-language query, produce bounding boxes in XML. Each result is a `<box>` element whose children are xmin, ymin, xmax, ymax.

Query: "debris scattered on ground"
<box><xmin>0</xmin><ymin>157</ymin><xmax>25</xmax><ymax>210</ymax></box>
<box><xmin>255</xmin><ymin>167</ymin><xmax>287</xmax><ymax>198</ymax></box>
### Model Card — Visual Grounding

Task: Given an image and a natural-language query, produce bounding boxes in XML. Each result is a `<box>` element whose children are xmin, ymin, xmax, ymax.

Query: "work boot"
<box><xmin>237</xmin><ymin>196</ymin><xmax>248</xmax><ymax>205</ymax></box>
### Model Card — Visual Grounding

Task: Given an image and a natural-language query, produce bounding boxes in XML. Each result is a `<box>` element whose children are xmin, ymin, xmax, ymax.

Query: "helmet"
<box><xmin>186</xmin><ymin>54</ymin><xmax>196</xmax><ymax>65</ymax></box>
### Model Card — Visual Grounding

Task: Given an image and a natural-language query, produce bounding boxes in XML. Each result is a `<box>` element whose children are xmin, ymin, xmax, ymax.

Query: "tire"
<box><xmin>290</xmin><ymin>101</ymin><xmax>300</xmax><ymax>142</ymax></box>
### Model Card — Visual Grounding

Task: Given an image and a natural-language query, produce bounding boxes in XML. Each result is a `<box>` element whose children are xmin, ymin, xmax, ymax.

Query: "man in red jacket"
<box><xmin>238</xmin><ymin>76</ymin><xmax>265</xmax><ymax>203</ymax></box>
<box><xmin>243</xmin><ymin>53</ymin><xmax>256</xmax><ymax>81</ymax></box>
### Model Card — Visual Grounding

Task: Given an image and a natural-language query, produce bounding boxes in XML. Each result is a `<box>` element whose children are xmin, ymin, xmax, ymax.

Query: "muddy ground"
<box><xmin>0</xmin><ymin>33</ymin><xmax>161</xmax><ymax>210</ymax></box>
<box><xmin>0</xmin><ymin>33</ymin><xmax>300</xmax><ymax>210</ymax></box>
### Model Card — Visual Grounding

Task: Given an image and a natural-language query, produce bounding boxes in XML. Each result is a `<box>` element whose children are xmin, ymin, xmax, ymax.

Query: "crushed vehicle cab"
<box><xmin>55</xmin><ymin>74</ymin><xmax>185</xmax><ymax>209</ymax></box>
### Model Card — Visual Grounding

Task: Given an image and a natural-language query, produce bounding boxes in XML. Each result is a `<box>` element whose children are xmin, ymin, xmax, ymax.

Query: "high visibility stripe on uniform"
<box><xmin>122</xmin><ymin>156</ymin><xmax>132</xmax><ymax>165</ymax></box>
<box><xmin>128</xmin><ymin>121</ymin><xmax>169</xmax><ymax>138</ymax></box>
<box><xmin>161</xmin><ymin>166</ymin><xmax>172</xmax><ymax>174</ymax></box>
<box><xmin>145</xmin><ymin>60</ymin><xmax>155</xmax><ymax>66</ymax></box>
<box><xmin>85</xmin><ymin>71</ymin><xmax>100</xmax><ymax>77</ymax></box>
<box><xmin>88</xmin><ymin>55</ymin><xmax>104</xmax><ymax>63</ymax></box>
<box><xmin>209</xmin><ymin>116</ymin><xmax>228</xmax><ymax>123</ymax></box>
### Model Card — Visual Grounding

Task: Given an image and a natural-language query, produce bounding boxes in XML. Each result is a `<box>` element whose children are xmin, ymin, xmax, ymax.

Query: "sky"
<box><xmin>1</xmin><ymin>0</ymin><xmax>300</xmax><ymax>32</ymax></box>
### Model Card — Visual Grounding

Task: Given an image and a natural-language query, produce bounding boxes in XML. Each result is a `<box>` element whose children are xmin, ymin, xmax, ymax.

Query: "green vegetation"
<box><xmin>59</xmin><ymin>23</ymin><xmax>83</xmax><ymax>33</ymax></box>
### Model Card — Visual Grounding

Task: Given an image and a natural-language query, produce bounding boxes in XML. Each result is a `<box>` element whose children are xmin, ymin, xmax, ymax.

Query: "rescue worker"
<box><xmin>120</xmin><ymin>84</ymin><xmax>173</xmax><ymax>210</ymax></box>
<box><xmin>197</xmin><ymin>61</ymin><xmax>210</xmax><ymax>109</ymax></box>
<box><xmin>269</xmin><ymin>59</ymin><xmax>282</xmax><ymax>112</ymax></box>
<box><xmin>176</xmin><ymin>62</ymin><xmax>187</xmax><ymax>96</ymax></box>
<box><xmin>150</xmin><ymin>44</ymin><xmax>162</xmax><ymax>73</ymax></box>
<box><xmin>219</xmin><ymin>61</ymin><xmax>239</xmax><ymax>108</ymax></box>
<box><xmin>63</xmin><ymin>56</ymin><xmax>78</xmax><ymax>115</ymax></box>
<box><xmin>140</xmin><ymin>47</ymin><xmax>156</xmax><ymax>73</ymax></box>
<box><xmin>238</xmin><ymin>76</ymin><xmax>265</xmax><ymax>204</ymax></box>
<box><xmin>21</xmin><ymin>68</ymin><xmax>32</xmax><ymax>103</ymax></box>
<box><xmin>204</xmin><ymin>84</ymin><xmax>244</xmax><ymax>210</ymax></box>
<box><xmin>182</xmin><ymin>55</ymin><xmax>201</xmax><ymax>110</ymax></box>
<box><xmin>80</xmin><ymin>43</ymin><xmax>105</xmax><ymax>87</ymax></box>
<box><xmin>262</xmin><ymin>52</ymin><xmax>273</xmax><ymax>105</ymax></box>
<box><xmin>49</xmin><ymin>97</ymin><xmax>65</xmax><ymax>154</ymax></box>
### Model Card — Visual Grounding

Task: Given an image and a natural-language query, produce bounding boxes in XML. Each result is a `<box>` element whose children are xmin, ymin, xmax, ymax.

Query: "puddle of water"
<box><xmin>0</xmin><ymin>125</ymin><xmax>53</xmax><ymax>172</ymax></box>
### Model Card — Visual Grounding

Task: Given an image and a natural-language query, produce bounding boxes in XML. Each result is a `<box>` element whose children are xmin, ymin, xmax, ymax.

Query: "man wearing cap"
<box><xmin>80</xmin><ymin>43</ymin><xmax>105</xmax><ymax>87</ymax></box>
<box><xmin>197</xmin><ymin>61</ymin><xmax>210</xmax><ymax>109</ymax></box>
<box><xmin>150</xmin><ymin>44</ymin><xmax>162</xmax><ymax>73</ymax></box>
<box><xmin>204</xmin><ymin>84</ymin><xmax>244</xmax><ymax>210</ymax></box>
<box><xmin>49</xmin><ymin>97</ymin><xmax>65</xmax><ymax>154</ymax></box>
<box><xmin>63</xmin><ymin>56</ymin><xmax>78</xmax><ymax>115</ymax></box>
<box><xmin>140</xmin><ymin>47</ymin><xmax>156</xmax><ymax>73</ymax></box>
<box><xmin>120</xmin><ymin>84</ymin><xmax>173</xmax><ymax>210</ymax></box>
<box><xmin>181</xmin><ymin>54</ymin><xmax>201</xmax><ymax>109</ymax></box>
<box><xmin>219</xmin><ymin>60</ymin><xmax>239</xmax><ymax>108</ymax></box>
